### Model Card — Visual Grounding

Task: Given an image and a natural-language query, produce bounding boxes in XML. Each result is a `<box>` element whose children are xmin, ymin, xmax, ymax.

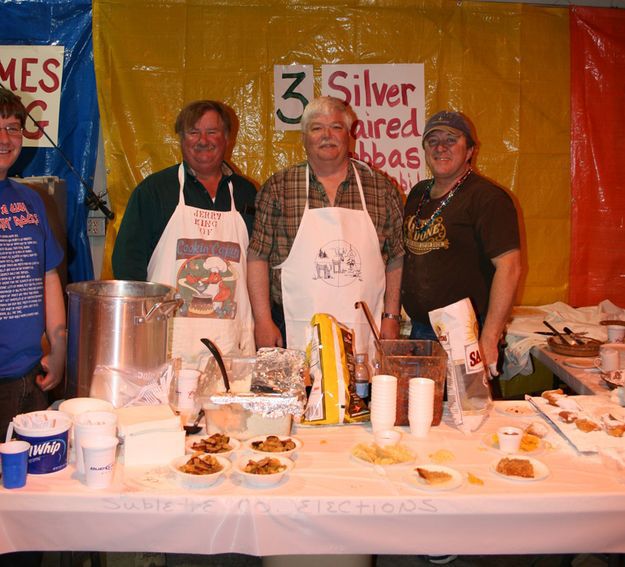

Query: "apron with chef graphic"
<box><xmin>277</xmin><ymin>161</ymin><xmax>385</xmax><ymax>359</ymax></box>
<box><xmin>148</xmin><ymin>164</ymin><xmax>255</xmax><ymax>364</ymax></box>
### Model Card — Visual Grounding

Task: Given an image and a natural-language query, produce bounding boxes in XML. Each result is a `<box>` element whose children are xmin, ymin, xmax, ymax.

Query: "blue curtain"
<box><xmin>1</xmin><ymin>0</ymin><xmax>99</xmax><ymax>282</ymax></box>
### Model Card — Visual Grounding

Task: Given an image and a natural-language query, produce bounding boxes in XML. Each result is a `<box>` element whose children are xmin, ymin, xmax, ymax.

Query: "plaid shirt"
<box><xmin>248</xmin><ymin>160</ymin><xmax>405</xmax><ymax>305</ymax></box>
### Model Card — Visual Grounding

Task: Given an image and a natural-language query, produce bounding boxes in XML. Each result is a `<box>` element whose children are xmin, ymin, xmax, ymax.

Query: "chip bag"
<box><xmin>429</xmin><ymin>298</ymin><xmax>491</xmax><ymax>434</ymax></box>
<box><xmin>302</xmin><ymin>313</ymin><xmax>370</xmax><ymax>425</ymax></box>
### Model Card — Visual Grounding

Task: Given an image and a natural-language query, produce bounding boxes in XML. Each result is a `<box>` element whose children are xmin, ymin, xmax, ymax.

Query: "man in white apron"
<box><xmin>113</xmin><ymin>101</ymin><xmax>256</xmax><ymax>364</ymax></box>
<box><xmin>247</xmin><ymin>96</ymin><xmax>404</xmax><ymax>359</ymax></box>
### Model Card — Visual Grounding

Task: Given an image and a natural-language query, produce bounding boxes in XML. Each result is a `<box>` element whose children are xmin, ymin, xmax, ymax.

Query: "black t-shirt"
<box><xmin>401</xmin><ymin>171</ymin><xmax>520</xmax><ymax>324</ymax></box>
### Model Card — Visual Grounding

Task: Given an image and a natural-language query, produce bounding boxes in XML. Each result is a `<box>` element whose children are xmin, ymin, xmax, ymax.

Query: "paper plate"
<box><xmin>494</xmin><ymin>401</ymin><xmax>537</xmax><ymax>418</ymax></box>
<box><xmin>563</xmin><ymin>358</ymin><xmax>599</xmax><ymax>371</ymax></box>
<box><xmin>490</xmin><ymin>457</ymin><xmax>550</xmax><ymax>482</ymax></box>
<box><xmin>406</xmin><ymin>464</ymin><xmax>464</xmax><ymax>491</ymax></box>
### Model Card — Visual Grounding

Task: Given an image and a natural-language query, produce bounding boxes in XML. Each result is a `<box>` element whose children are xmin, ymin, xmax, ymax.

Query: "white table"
<box><xmin>531</xmin><ymin>345</ymin><xmax>609</xmax><ymax>396</ymax></box>
<box><xmin>1</xmin><ymin>403</ymin><xmax>625</xmax><ymax>557</ymax></box>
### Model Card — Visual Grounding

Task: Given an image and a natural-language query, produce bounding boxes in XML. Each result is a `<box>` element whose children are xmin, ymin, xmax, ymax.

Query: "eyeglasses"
<box><xmin>0</xmin><ymin>125</ymin><xmax>23</xmax><ymax>137</ymax></box>
<box><xmin>425</xmin><ymin>136</ymin><xmax>459</xmax><ymax>149</ymax></box>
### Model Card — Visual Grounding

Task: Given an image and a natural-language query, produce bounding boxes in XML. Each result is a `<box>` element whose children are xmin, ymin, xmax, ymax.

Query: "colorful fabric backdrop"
<box><xmin>90</xmin><ymin>0</ymin><xmax>622</xmax><ymax>307</ymax></box>
<box><xmin>1</xmin><ymin>0</ymin><xmax>99</xmax><ymax>282</ymax></box>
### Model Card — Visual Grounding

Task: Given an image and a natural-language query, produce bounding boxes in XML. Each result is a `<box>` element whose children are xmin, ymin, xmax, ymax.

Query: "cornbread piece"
<box><xmin>496</xmin><ymin>457</ymin><xmax>534</xmax><ymax>478</ymax></box>
<box><xmin>575</xmin><ymin>418</ymin><xmax>600</xmax><ymax>433</ymax></box>
<box><xmin>542</xmin><ymin>388</ymin><xmax>564</xmax><ymax>406</ymax></box>
<box><xmin>603</xmin><ymin>414</ymin><xmax>625</xmax><ymax>437</ymax></box>
<box><xmin>558</xmin><ymin>410</ymin><xmax>578</xmax><ymax>424</ymax></box>
<box><xmin>416</xmin><ymin>467</ymin><xmax>453</xmax><ymax>485</ymax></box>
<box><xmin>525</xmin><ymin>422</ymin><xmax>549</xmax><ymax>439</ymax></box>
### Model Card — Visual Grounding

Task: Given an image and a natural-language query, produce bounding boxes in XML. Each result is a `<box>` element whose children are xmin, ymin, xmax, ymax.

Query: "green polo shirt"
<box><xmin>112</xmin><ymin>161</ymin><xmax>257</xmax><ymax>281</ymax></box>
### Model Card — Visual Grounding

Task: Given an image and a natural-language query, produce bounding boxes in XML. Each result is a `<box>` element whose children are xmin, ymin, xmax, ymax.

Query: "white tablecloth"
<box><xmin>1</xmin><ymin>403</ymin><xmax>625</xmax><ymax>556</ymax></box>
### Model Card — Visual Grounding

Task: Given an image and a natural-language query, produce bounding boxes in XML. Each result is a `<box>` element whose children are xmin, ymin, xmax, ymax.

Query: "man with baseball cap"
<box><xmin>401</xmin><ymin>110</ymin><xmax>521</xmax><ymax>376</ymax></box>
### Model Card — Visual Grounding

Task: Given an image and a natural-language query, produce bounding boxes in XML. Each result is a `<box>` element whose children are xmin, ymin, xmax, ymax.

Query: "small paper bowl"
<box><xmin>374</xmin><ymin>429</ymin><xmax>402</xmax><ymax>448</ymax></box>
<box><xmin>186</xmin><ymin>435</ymin><xmax>241</xmax><ymax>458</ymax></box>
<box><xmin>245</xmin><ymin>435</ymin><xmax>302</xmax><ymax>456</ymax></box>
<box><xmin>170</xmin><ymin>454</ymin><xmax>231</xmax><ymax>489</ymax></box>
<box><xmin>235</xmin><ymin>455</ymin><xmax>294</xmax><ymax>486</ymax></box>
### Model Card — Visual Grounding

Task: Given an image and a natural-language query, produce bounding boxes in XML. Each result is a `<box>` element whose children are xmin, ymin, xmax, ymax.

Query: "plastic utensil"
<box><xmin>200</xmin><ymin>338</ymin><xmax>231</xmax><ymax>392</ymax></box>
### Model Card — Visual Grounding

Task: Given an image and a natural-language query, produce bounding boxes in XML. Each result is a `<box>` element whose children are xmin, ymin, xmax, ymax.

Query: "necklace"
<box><xmin>413</xmin><ymin>168</ymin><xmax>472</xmax><ymax>234</ymax></box>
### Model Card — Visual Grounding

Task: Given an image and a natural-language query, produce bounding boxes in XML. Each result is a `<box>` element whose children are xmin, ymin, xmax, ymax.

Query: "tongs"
<box><xmin>543</xmin><ymin>321</ymin><xmax>575</xmax><ymax>346</ymax></box>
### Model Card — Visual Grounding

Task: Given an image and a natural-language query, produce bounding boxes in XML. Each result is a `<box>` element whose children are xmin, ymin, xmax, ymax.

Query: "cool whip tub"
<box><xmin>7</xmin><ymin>410</ymin><xmax>71</xmax><ymax>474</ymax></box>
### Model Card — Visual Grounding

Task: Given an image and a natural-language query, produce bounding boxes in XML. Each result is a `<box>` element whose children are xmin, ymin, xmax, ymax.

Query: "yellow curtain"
<box><xmin>93</xmin><ymin>0</ymin><xmax>569</xmax><ymax>305</ymax></box>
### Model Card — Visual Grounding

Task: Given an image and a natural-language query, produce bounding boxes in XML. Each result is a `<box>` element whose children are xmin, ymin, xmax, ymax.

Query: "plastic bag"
<box><xmin>429</xmin><ymin>298</ymin><xmax>491</xmax><ymax>434</ymax></box>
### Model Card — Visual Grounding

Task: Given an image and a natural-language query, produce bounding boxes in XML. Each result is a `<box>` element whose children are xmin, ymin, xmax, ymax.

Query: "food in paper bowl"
<box><xmin>236</xmin><ymin>455</ymin><xmax>294</xmax><ymax>486</ymax></box>
<box><xmin>187</xmin><ymin>433</ymin><xmax>240</xmax><ymax>457</ymax></box>
<box><xmin>170</xmin><ymin>454</ymin><xmax>231</xmax><ymax>488</ymax></box>
<box><xmin>246</xmin><ymin>435</ymin><xmax>301</xmax><ymax>456</ymax></box>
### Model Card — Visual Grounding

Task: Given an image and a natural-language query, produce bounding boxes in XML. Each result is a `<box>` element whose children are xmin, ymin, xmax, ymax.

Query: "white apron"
<box><xmin>148</xmin><ymin>164</ymin><xmax>255</xmax><ymax>365</ymax></box>
<box><xmin>277</xmin><ymin>161</ymin><xmax>385</xmax><ymax>358</ymax></box>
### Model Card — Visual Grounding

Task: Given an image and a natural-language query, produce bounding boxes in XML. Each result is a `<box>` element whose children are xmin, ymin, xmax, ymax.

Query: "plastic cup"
<box><xmin>74</xmin><ymin>411</ymin><xmax>118</xmax><ymax>475</ymax></box>
<box><xmin>81</xmin><ymin>435</ymin><xmax>119</xmax><ymax>489</ymax></box>
<box><xmin>497</xmin><ymin>426</ymin><xmax>523</xmax><ymax>453</ymax></box>
<box><xmin>58</xmin><ymin>398</ymin><xmax>114</xmax><ymax>462</ymax></box>
<box><xmin>0</xmin><ymin>440</ymin><xmax>30</xmax><ymax>489</ymax></box>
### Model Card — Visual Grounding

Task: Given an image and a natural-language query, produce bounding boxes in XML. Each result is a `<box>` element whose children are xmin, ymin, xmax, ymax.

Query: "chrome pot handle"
<box><xmin>141</xmin><ymin>298</ymin><xmax>184</xmax><ymax>322</ymax></box>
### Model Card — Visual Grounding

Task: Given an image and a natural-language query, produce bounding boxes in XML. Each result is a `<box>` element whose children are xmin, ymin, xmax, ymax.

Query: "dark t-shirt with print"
<box><xmin>401</xmin><ymin>171</ymin><xmax>520</xmax><ymax>324</ymax></box>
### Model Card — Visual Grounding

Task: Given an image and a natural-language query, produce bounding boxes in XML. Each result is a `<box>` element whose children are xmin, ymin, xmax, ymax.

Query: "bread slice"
<box><xmin>416</xmin><ymin>467</ymin><xmax>452</xmax><ymax>485</ymax></box>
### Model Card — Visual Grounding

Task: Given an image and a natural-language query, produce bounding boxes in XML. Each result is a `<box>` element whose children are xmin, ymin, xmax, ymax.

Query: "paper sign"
<box><xmin>274</xmin><ymin>65</ymin><xmax>313</xmax><ymax>131</ymax></box>
<box><xmin>322</xmin><ymin>64</ymin><xmax>425</xmax><ymax>193</ymax></box>
<box><xmin>0</xmin><ymin>45</ymin><xmax>65</xmax><ymax>148</ymax></box>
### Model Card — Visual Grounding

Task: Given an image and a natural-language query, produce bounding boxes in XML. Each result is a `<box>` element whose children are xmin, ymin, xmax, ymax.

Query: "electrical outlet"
<box><xmin>87</xmin><ymin>217</ymin><xmax>106</xmax><ymax>237</ymax></box>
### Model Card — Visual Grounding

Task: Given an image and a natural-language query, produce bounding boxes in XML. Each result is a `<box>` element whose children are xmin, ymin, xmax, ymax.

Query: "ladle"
<box><xmin>200</xmin><ymin>338</ymin><xmax>231</xmax><ymax>392</ymax></box>
<box><xmin>183</xmin><ymin>409</ymin><xmax>205</xmax><ymax>436</ymax></box>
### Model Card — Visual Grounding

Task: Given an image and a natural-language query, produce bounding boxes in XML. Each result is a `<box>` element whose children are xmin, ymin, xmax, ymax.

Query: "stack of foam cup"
<box><xmin>370</xmin><ymin>375</ymin><xmax>397</xmax><ymax>432</ymax></box>
<box><xmin>74</xmin><ymin>410</ymin><xmax>118</xmax><ymax>477</ymax></box>
<box><xmin>408</xmin><ymin>377</ymin><xmax>435</xmax><ymax>438</ymax></box>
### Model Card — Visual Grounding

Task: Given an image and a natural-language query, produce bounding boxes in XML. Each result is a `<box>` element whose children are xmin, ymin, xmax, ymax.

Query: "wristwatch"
<box><xmin>382</xmin><ymin>312</ymin><xmax>402</xmax><ymax>322</ymax></box>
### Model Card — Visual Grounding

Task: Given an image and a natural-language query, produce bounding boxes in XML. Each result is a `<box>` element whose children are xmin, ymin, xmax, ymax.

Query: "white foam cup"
<box><xmin>370</xmin><ymin>375</ymin><xmax>397</xmax><ymax>432</ymax></box>
<box><xmin>409</xmin><ymin>419</ymin><xmax>432</xmax><ymax>438</ymax></box>
<box><xmin>74</xmin><ymin>411</ymin><xmax>118</xmax><ymax>475</ymax></box>
<box><xmin>81</xmin><ymin>435</ymin><xmax>119</xmax><ymax>489</ymax></box>
<box><xmin>607</xmin><ymin>325</ymin><xmax>625</xmax><ymax>343</ymax></box>
<box><xmin>174</xmin><ymin>369</ymin><xmax>200</xmax><ymax>411</ymax></box>
<box><xmin>497</xmin><ymin>426</ymin><xmax>523</xmax><ymax>453</ymax></box>
<box><xmin>595</xmin><ymin>346</ymin><xmax>620</xmax><ymax>373</ymax></box>
<box><xmin>58</xmin><ymin>398</ymin><xmax>115</xmax><ymax>462</ymax></box>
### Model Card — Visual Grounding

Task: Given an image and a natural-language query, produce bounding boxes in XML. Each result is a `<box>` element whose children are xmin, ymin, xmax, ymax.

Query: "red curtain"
<box><xmin>570</xmin><ymin>7</ymin><xmax>625</xmax><ymax>307</ymax></box>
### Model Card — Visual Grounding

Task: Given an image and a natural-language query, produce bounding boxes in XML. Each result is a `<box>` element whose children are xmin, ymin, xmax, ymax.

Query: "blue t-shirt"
<box><xmin>0</xmin><ymin>179</ymin><xmax>63</xmax><ymax>378</ymax></box>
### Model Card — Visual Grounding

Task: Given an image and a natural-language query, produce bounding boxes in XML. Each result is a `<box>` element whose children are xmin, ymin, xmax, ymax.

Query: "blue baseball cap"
<box><xmin>422</xmin><ymin>111</ymin><xmax>476</xmax><ymax>148</ymax></box>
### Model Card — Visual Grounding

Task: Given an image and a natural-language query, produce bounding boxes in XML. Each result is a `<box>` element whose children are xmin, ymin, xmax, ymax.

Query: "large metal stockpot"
<box><xmin>66</xmin><ymin>280</ymin><xmax>182</xmax><ymax>399</ymax></box>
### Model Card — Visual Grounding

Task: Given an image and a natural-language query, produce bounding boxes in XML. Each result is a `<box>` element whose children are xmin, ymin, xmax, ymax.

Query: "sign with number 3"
<box><xmin>274</xmin><ymin>65</ymin><xmax>313</xmax><ymax>131</ymax></box>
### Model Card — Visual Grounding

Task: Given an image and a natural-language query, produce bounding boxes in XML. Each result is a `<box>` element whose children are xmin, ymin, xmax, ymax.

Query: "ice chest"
<box><xmin>377</xmin><ymin>339</ymin><xmax>447</xmax><ymax>426</ymax></box>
